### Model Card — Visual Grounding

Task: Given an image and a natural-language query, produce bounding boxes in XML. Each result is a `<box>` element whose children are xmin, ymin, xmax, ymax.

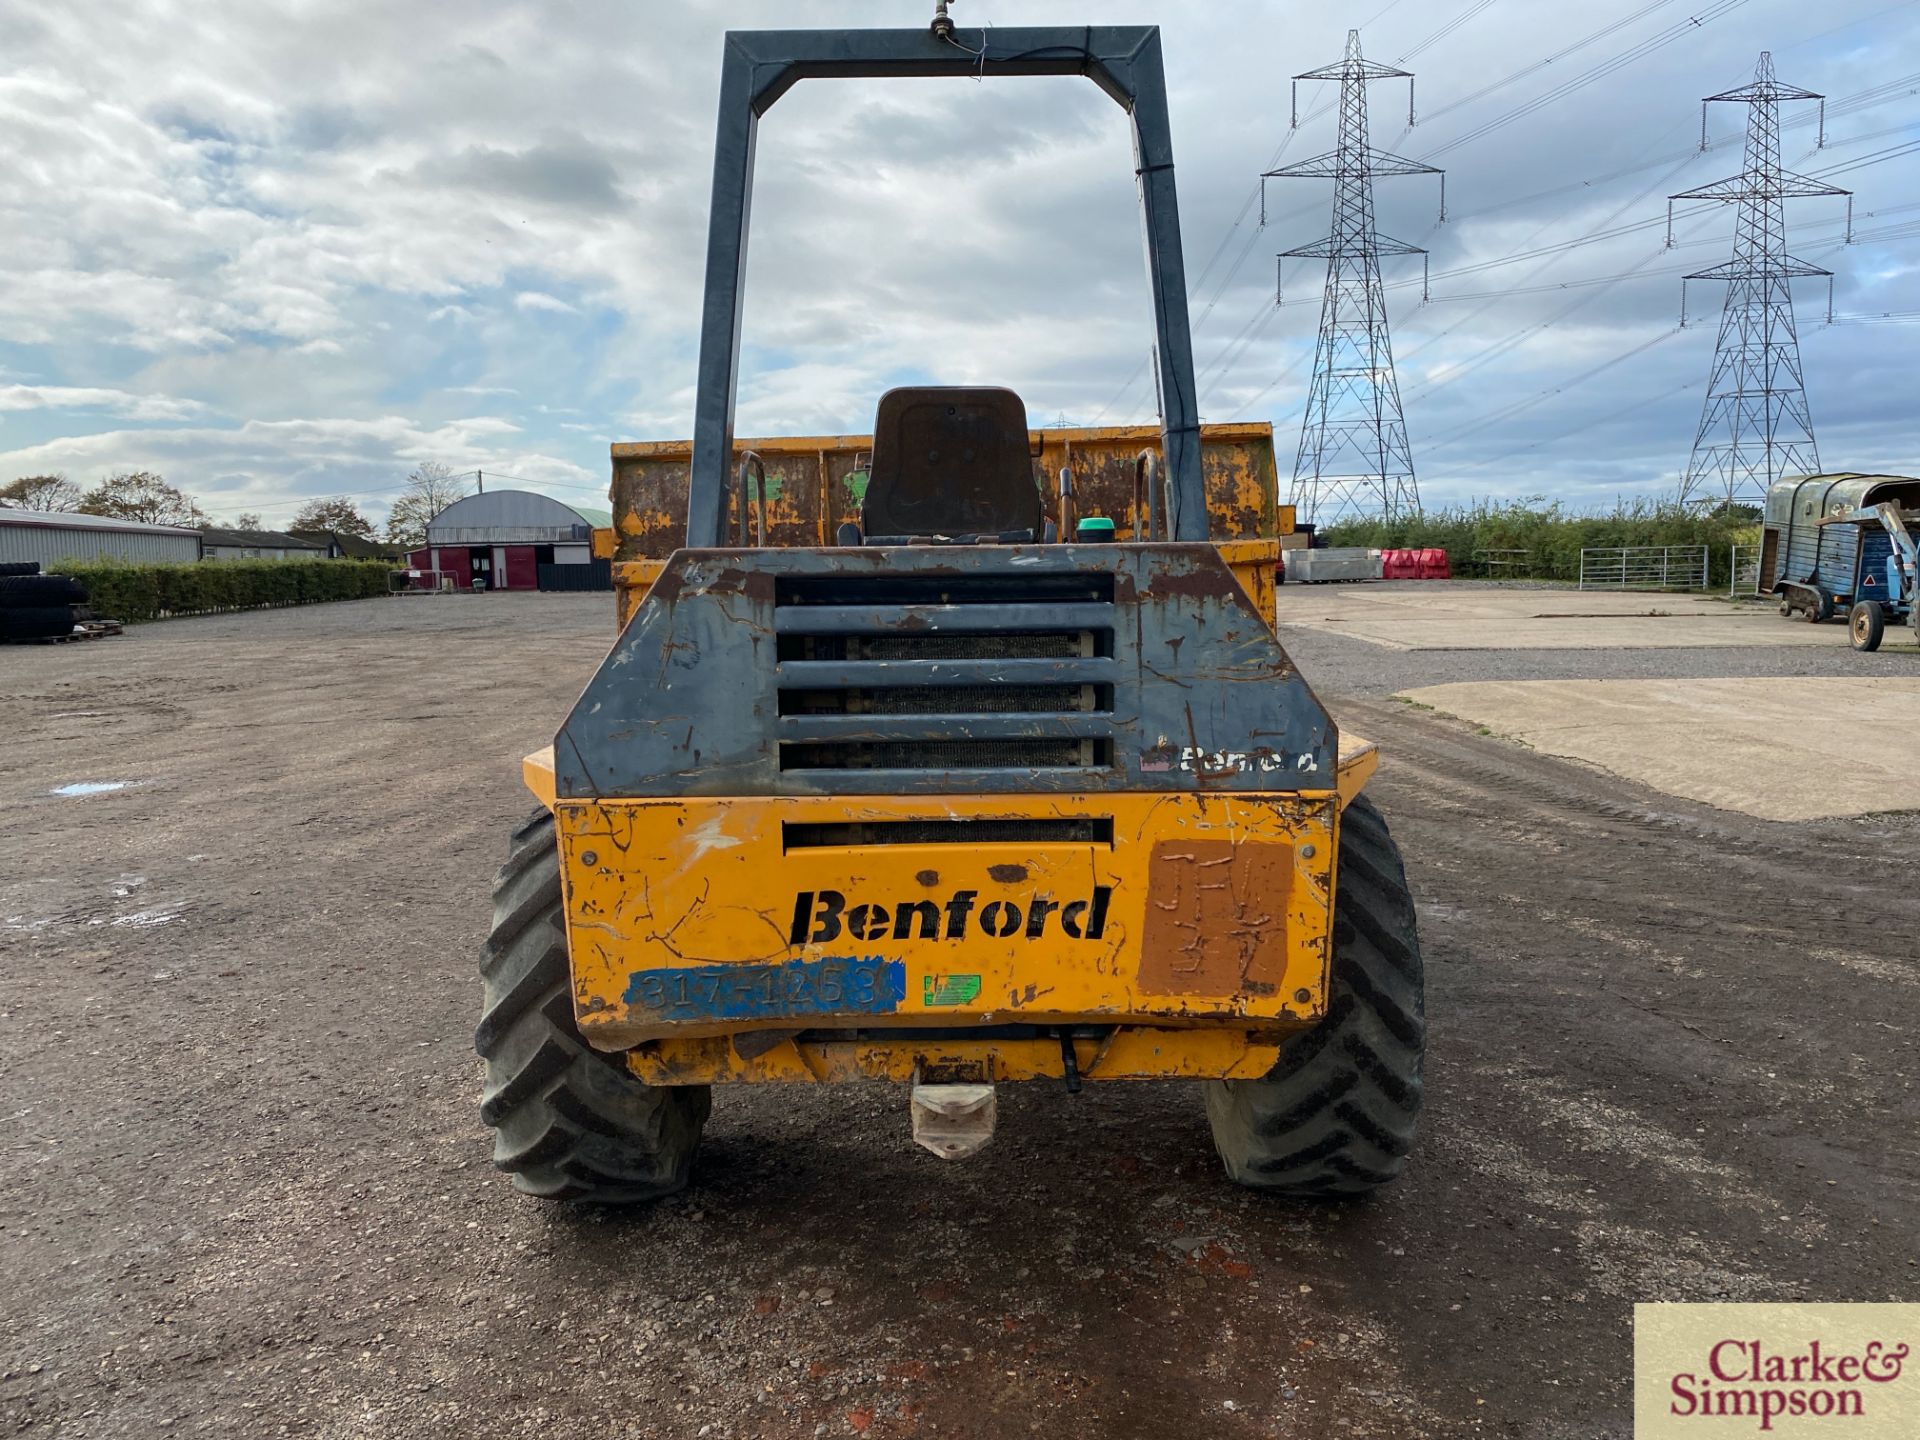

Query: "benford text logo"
<box><xmin>790</xmin><ymin>887</ymin><xmax>1112</xmax><ymax>945</ymax></box>
<box><xmin>1637</xmin><ymin>1305</ymin><xmax>1920</xmax><ymax>1438</ymax></box>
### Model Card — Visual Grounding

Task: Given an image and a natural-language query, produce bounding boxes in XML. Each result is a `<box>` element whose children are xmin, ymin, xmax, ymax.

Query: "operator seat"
<box><xmin>857</xmin><ymin>386</ymin><xmax>1044</xmax><ymax>543</ymax></box>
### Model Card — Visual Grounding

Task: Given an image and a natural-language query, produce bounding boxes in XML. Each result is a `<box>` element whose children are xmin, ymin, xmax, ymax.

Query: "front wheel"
<box><xmin>477</xmin><ymin>810</ymin><xmax>710</xmax><ymax>1202</ymax></box>
<box><xmin>1204</xmin><ymin>795</ymin><xmax>1425</xmax><ymax>1197</ymax></box>
<box><xmin>1850</xmin><ymin>601</ymin><xmax>1886</xmax><ymax>652</ymax></box>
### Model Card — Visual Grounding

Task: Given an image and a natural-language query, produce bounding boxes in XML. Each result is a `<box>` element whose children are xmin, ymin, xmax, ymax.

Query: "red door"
<box><xmin>503</xmin><ymin>546</ymin><xmax>539</xmax><ymax>591</ymax></box>
<box><xmin>438</xmin><ymin>546</ymin><xmax>471</xmax><ymax>587</ymax></box>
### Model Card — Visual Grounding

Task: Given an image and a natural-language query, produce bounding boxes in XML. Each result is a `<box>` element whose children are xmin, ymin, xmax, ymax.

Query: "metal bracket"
<box><xmin>685</xmin><ymin>25</ymin><xmax>1209</xmax><ymax>546</ymax></box>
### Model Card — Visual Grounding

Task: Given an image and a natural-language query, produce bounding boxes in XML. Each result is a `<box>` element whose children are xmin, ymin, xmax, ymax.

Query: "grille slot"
<box><xmin>775</xmin><ymin>570</ymin><xmax>1117</xmax><ymax>775</ymax></box>
<box><xmin>783</xmin><ymin>817</ymin><xmax>1114</xmax><ymax>849</ymax></box>
<box><xmin>780</xmin><ymin>684</ymin><xmax>1107</xmax><ymax>716</ymax></box>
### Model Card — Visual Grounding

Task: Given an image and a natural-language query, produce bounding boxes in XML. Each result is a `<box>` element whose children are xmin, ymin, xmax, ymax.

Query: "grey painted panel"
<box><xmin>555</xmin><ymin>544</ymin><xmax>1336</xmax><ymax>799</ymax></box>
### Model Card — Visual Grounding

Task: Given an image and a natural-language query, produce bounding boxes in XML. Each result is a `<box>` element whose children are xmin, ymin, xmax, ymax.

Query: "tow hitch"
<box><xmin>909</xmin><ymin>1078</ymin><xmax>997</xmax><ymax>1160</ymax></box>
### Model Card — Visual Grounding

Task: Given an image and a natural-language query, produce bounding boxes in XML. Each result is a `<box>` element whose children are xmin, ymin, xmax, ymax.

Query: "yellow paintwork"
<box><xmin>553</xmin><ymin>791</ymin><xmax>1338</xmax><ymax>1047</ymax></box>
<box><xmin>625</xmin><ymin>1026</ymin><xmax>1284</xmax><ymax>1086</ymax></box>
<box><xmin>612</xmin><ymin>559</ymin><xmax>666</xmax><ymax>629</ymax></box>
<box><xmin>1216</xmin><ymin>537</ymin><xmax>1280</xmax><ymax>619</ymax></box>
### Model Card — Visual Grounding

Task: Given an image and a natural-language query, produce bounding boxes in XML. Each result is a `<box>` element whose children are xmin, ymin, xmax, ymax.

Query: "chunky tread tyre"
<box><xmin>0</xmin><ymin>605</ymin><xmax>77</xmax><ymax>640</ymax></box>
<box><xmin>477</xmin><ymin>810</ymin><xmax>710</xmax><ymax>1202</ymax></box>
<box><xmin>0</xmin><ymin>575</ymin><xmax>86</xmax><ymax>605</ymax></box>
<box><xmin>1204</xmin><ymin>794</ymin><xmax>1425</xmax><ymax>1197</ymax></box>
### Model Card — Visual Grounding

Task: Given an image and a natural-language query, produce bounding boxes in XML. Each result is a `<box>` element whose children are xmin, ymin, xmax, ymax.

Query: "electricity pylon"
<box><xmin>1268</xmin><ymin>29</ymin><xmax>1443</xmax><ymax>526</ymax></box>
<box><xmin>1670</xmin><ymin>52</ymin><xmax>1850</xmax><ymax>510</ymax></box>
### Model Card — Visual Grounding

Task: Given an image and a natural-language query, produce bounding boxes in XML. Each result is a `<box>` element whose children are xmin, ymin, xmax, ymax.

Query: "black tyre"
<box><xmin>1850</xmin><ymin>601</ymin><xmax>1885</xmax><ymax>652</ymax></box>
<box><xmin>0</xmin><ymin>605</ymin><xmax>77</xmax><ymax>641</ymax></box>
<box><xmin>1204</xmin><ymin>794</ymin><xmax>1424</xmax><ymax>1197</ymax></box>
<box><xmin>1777</xmin><ymin>594</ymin><xmax>1793</xmax><ymax>618</ymax></box>
<box><xmin>477</xmin><ymin>809</ymin><xmax>710</xmax><ymax>1202</ymax></box>
<box><xmin>0</xmin><ymin>562</ymin><xmax>40</xmax><ymax>577</ymax></box>
<box><xmin>0</xmin><ymin>575</ymin><xmax>86</xmax><ymax>606</ymax></box>
<box><xmin>1809</xmin><ymin>592</ymin><xmax>1833</xmax><ymax>623</ymax></box>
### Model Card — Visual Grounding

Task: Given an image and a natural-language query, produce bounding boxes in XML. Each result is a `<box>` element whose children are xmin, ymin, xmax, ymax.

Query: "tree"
<box><xmin>232</xmin><ymin>512</ymin><xmax>264</xmax><ymax>531</ymax></box>
<box><xmin>78</xmin><ymin>471</ymin><xmax>207</xmax><ymax>527</ymax></box>
<box><xmin>384</xmin><ymin>460</ymin><xmax>469</xmax><ymax>547</ymax></box>
<box><xmin>290</xmin><ymin>496</ymin><xmax>375</xmax><ymax>537</ymax></box>
<box><xmin>0</xmin><ymin>474</ymin><xmax>84</xmax><ymax>512</ymax></box>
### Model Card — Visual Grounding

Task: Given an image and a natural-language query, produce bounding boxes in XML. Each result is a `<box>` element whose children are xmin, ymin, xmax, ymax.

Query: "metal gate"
<box><xmin>1729</xmin><ymin>542</ymin><xmax>1762</xmax><ymax>596</ymax></box>
<box><xmin>1577</xmin><ymin>546</ymin><xmax>1709</xmax><ymax>591</ymax></box>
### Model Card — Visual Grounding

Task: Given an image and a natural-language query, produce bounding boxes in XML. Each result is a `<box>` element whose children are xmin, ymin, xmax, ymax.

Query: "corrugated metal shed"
<box><xmin>0</xmin><ymin>509</ymin><xmax>202</xmax><ymax>567</ymax></box>
<box><xmin>425</xmin><ymin>490</ymin><xmax>604</xmax><ymax>546</ymax></box>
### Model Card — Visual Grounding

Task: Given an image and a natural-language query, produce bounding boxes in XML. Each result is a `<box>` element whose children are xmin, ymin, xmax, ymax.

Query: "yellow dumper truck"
<box><xmin>477</xmin><ymin>15</ymin><xmax>1424</xmax><ymax>1201</ymax></box>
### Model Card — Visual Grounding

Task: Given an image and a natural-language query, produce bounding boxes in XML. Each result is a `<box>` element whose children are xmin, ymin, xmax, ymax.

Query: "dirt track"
<box><xmin>2</xmin><ymin>593</ymin><xmax>1916</xmax><ymax>1438</ymax></box>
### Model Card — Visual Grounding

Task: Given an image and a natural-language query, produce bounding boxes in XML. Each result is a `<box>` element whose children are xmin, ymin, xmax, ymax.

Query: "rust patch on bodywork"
<box><xmin>1138</xmin><ymin>839</ymin><xmax>1293</xmax><ymax>997</ymax></box>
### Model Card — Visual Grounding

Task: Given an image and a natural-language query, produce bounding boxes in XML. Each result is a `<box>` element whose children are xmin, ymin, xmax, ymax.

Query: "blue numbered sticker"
<box><xmin>622</xmin><ymin>956</ymin><xmax>905</xmax><ymax>1022</ymax></box>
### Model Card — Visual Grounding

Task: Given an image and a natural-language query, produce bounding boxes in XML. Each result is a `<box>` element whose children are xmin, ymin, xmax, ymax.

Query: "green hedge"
<box><xmin>52</xmin><ymin>559</ymin><xmax>394</xmax><ymax>622</ymax></box>
<box><xmin>1322</xmin><ymin>498</ymin><xmax>1763</xmax><ymax>587</ymax></box>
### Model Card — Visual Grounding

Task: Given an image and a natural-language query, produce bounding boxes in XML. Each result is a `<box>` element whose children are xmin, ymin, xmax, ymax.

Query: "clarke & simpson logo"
<box><xmin>1637</xmin><ymin>1305</ymin><xmax>1920</xmax><ymax>1438</ymax></box>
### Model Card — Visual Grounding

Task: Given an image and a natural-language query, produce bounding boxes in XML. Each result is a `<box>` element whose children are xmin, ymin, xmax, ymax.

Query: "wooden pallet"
<box><xmin>4</xmin><ymin>619</ymin><xmax>125</xmax><ymax>645</ymax></box>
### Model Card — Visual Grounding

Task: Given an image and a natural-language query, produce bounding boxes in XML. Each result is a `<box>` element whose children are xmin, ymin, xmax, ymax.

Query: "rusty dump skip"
<box><xmin>608</xmin><ymin>423</ymin><xmax>1283</xmax><ymax>560</ymax></box>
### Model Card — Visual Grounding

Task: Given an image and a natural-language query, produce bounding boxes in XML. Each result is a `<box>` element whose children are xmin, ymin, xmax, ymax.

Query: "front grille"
<box><xmin>783</xmin><ymin>816</ymin><xmax>1115</xmax><ymax>848</ymax></box>
<box><xmin>780</xmin><ymin>683</ymin><xmax>1103</xmax><ymax>716</ymax></box>
<box><xmin>772</xmin><ymin>571</ymin><xmax>1117</xmax><ymax>775</ymax></box>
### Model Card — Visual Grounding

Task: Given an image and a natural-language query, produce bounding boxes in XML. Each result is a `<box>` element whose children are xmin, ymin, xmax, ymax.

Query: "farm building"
<box><xmin>199</xmin><ymin>527</ymin><xmax>328</xmax><ymax>562</ymax></box>
<box><xmin>0</xmin><ymin>508</ymin><xmax>203</xmax><ymax>567</ymax></box>
<box><xmin>405</xmin><ymin>489</ymin><xmax>611</xmax><ymax>590</ymax></box>
<box><xmin>289</xmin><ymin>529</ymin><xmax>404</xmax><ymax>562</ymax></box>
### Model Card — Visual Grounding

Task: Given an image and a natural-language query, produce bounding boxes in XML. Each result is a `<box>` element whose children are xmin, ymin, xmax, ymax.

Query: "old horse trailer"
<box><xmin>1760</xmin><ymin>474</ymin><xmax>1920</xmax><ymax>621</ymax></box>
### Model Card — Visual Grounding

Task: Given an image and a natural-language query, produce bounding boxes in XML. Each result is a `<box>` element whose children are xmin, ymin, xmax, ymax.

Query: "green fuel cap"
<box><xmin>1075</xmin><ymin>515</ymin><xmax>1117</xmax><ymax>543</ymax></box>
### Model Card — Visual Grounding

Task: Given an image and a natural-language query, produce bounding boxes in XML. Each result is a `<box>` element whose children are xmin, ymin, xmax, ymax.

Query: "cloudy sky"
<box><xmin>2</xmin><ymin>0</ymin><xmax>1916</xmax><ymax>526</ymax></box>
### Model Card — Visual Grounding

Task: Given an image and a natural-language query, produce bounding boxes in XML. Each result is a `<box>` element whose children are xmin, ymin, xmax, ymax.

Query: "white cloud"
<box><xmin>514</xmin><ymin>291</ymin><xmax>579</xmax><ymax>315</ymax></box>
<box><xmin>0</xmin><ymin>385</ymin><xmax>210</xmax><ymax>421</ymax></box>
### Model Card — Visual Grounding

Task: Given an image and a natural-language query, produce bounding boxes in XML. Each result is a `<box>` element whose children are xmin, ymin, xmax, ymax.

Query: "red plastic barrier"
<box><xmin>1415</xmin><ymin>548</ymin><xmax>1451</xmax><ymax>579</ymax></box>
<box><xmin>1381</xmin><ymin>548</ymin><xmax>1419</xmax><ymax>579</ymax></box>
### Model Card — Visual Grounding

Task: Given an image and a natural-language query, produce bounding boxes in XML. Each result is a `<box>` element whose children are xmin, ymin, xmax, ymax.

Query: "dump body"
<box><xmin>607</xmin><ymin>423</ymin><xmax>1288</xmax><ymax>627</ymax></box>
<box><xmin>1760</xmin><ymin>474</ymin><xmax>1920</xmax><ymax>608</ymax></box>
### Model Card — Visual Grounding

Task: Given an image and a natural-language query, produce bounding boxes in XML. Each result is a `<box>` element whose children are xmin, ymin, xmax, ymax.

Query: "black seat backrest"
<box><xmin>861</xmin><ymin>386</ymin><xmax>1042</xmax><ymax>540</ymax></box>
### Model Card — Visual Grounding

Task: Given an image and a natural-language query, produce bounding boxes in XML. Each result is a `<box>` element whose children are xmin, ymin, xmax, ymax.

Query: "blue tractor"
<box><xmin>1837</xmin><ymin>502</ymin><xmax>1920</xmax><ymax>652</ymax></box>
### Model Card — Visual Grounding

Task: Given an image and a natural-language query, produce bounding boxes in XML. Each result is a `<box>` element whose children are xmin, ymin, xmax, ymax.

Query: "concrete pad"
<box><xmin>1275</xmin><ymin>585</ymin><xmax>1907</xmax><ymax>651</ymax></box>
<box><xmin>1397</xmin><ymin>676</ymin><xmax>1920</xmax><ymax>821</ymax></box>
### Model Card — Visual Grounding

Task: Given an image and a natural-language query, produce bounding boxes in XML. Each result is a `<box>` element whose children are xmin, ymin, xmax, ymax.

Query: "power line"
<box><xmin>1674</xmin><ymin>50</ymin><xmax>1849</xmax><ymax>508</ymax></box>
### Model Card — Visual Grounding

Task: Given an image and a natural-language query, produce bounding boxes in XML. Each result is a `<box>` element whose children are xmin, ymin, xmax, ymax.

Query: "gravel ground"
<box><xmin>1276</xmin><ymin>582</ymin><xmax>1907</xmax><ymax>695</ymax></box>
<box><xmin>1</xmin><ymin>592</ymin><xmax>1915</xmax><ymax>1439</ymax></box>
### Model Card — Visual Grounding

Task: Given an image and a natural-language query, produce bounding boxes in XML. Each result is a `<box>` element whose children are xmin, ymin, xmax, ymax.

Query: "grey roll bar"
<box><xmin>684</xmin><ymin>24</ymin><xmax>1208</xmax><ymax>546</ymax></box>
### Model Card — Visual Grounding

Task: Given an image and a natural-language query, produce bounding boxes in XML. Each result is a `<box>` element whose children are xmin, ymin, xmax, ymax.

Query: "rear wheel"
<box><xmin>477</xmin><ymin>809</ymin><xmax>710</xmax><ymax>1202</ymax></box>
<box><xmin>1204</xmin><ymin>795</ymin><xmax>1425</xmax><ymax>1197</ymax></box>
<box><xmin>1850</xmin><ymin>601</ymin><xmax>1886</xmax><ymax>652</ymax></box>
